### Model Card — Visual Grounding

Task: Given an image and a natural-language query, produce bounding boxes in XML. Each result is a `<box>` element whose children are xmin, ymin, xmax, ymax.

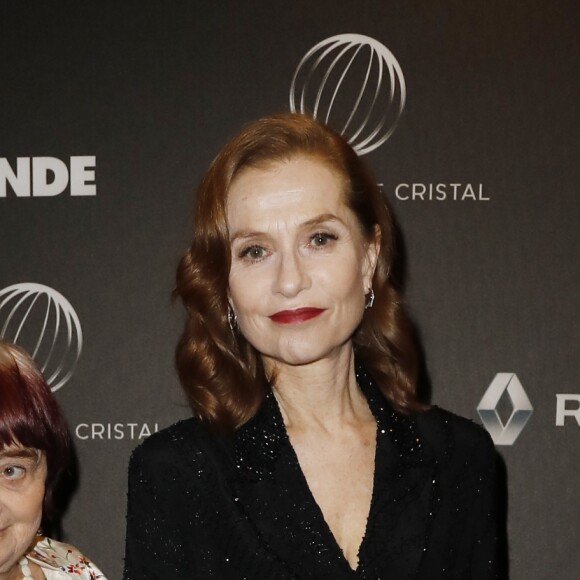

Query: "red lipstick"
<box><xmin>269</xmin><ymin>307</ymin><xmax>325</xmax><ymax>324</ymax></box>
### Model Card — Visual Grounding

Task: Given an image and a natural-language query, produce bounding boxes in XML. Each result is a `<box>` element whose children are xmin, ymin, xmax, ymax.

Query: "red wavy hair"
<box><xmin>175</xmin><ymin>113</ymin><xmax>423</xmax><ymax>432</ymax></box>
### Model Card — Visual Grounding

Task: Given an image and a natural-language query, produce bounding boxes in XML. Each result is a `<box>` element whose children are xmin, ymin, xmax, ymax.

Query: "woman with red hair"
<box><xmin>0</xmin><ymin>341</ymin><xmax>106</xmax><ymax>579</ymax></box>
<box><xmin>124</xmin><ymin>113</ymin><xmax>501</xmax><ymax>579</ymax></box>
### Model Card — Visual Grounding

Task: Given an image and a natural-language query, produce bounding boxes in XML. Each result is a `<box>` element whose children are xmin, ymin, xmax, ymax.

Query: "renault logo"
<box><xmin>477</xmin><ymin>373</ymin><xmax>533</xmax><ymax>445</ymax></box>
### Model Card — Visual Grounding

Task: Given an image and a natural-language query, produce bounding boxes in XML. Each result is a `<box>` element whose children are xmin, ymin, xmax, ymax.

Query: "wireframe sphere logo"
<box><xmin>290</xmin><ymin>33</ymin><xmax>406</xmax><ymax>156</ymax></box>
<box><xmin>0</xmin><ymin>283</ymin><xmax>83</xmax><ymax>392</ymax></box>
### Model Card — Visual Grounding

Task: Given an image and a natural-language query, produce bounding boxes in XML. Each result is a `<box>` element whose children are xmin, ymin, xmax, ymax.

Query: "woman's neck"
<box><xmin>0</xmin><ymin>558</ymin><xmax>43</xmax><ymax>580</ymax></box>
<box><xmin>267</xmin><ymin>348</ymin><xmax>371</xmax><ymax>432</ymax></box>
<box><xmin>1</xmin><ymin>561</ymin><xmax>25</xmax><ymax>580</ymax></box>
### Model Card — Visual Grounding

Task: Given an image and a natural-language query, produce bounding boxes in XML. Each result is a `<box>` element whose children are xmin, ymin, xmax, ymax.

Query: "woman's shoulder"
<box><xmin>129</xmin><ymin>417</ymin><xmax>232</xmax><ymax>473</ymax></box>
<box><xmin>134</xmin><ymin>417</ymin><xmax>209</xmax><ymax>452</ymax></box>
<box><xmin>27</xmin><ymin>537</ymin><xmax>107</xmax><ymax>579</ymax></box>
<box><xmin>415</xmin><ymin>405</ymin><xmax>495</xmax><ymax>467</ymax></box>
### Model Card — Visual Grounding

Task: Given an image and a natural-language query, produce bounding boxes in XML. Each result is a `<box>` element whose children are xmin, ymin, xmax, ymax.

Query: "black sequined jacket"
<box><xmin>124</xmin><ymin>368</ymin><xmax>501</xmax><ymax>579</ymax></box>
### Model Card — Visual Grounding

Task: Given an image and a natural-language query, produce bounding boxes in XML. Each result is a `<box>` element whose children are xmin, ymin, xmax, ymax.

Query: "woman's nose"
<box><xmin>272</xmin><ymin>250</ymin><xmax>311</xmax><ymax>297</ymax></box>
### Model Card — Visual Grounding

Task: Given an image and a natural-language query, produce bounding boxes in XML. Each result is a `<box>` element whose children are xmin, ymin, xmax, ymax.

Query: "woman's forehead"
<box><xmin>228</xmin><ymin>158</ymin><xmax>347</xmax><ymax>212</ymax></box>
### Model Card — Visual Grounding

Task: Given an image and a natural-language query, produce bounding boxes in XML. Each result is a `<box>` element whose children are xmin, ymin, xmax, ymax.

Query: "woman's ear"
<box><xmin>362</xmin><ymin>225</ymin><xmax>381</xmax><ymax>290</ymax></box>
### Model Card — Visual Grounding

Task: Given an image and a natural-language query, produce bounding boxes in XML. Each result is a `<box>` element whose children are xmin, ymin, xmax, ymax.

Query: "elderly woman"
<box><xmin>124</xmin><ymin>113</ymin><xmax>501</xmax><ymax>579</ymax></box>
<box><xmin>0</xmin><ymin>341</ymin><xmax>106</xmax><ymax>580</ymax></box>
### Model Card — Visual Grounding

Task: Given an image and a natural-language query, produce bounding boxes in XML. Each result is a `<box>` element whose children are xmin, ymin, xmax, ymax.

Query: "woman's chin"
<box><xmin>261</xmin><ymin>341</ymin><xmax>351</xmax><ymax>370</ymax></box>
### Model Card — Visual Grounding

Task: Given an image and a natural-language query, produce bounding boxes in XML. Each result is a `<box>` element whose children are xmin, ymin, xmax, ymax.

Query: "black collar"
<box><xmin>234</xmin><ymin>364</ymin><xmax>430</xmax><ymax>481</ymax></box>
<box><xmin>231</xmin><ymin>366</ymin><xmax>437</xmax><ymax>579</ymax></box>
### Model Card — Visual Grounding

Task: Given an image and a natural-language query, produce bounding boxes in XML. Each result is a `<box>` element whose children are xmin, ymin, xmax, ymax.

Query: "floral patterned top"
<box><xmin>26</xmin><ymin>537</ymin><xmax>107</xmax><ymax>579</ymax></box>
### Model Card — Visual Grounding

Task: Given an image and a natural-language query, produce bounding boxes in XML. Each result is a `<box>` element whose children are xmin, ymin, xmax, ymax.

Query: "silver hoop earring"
<box><xmin>365</xmin><ymin>288</ymin><xmax>375</xmax><ymax>309</ymax></box>
<box><xmin>228</xmin><ymin>305</ymin><xmax>238</xmax><ymax>333</ymax></box>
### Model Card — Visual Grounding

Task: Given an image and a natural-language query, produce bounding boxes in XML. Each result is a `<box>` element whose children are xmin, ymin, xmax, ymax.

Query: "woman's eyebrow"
<box><xmin>230</xmin><ymin>230</ymin><xmax>267</xmax><ymax>244</ymax></box>
<box><xmin>230</xmin><ymin>214</ymin><xmax>346</xmax><ymax>244</ymax></box>
<box><xmin>0</xmin><ymin>448</ymin><xmax>39</xmax><ymax>460</ymax></box>
<box><xmin>302</xmin><ymin>213</ymin><xmax>345</xmax><ymax>227</ymax></box>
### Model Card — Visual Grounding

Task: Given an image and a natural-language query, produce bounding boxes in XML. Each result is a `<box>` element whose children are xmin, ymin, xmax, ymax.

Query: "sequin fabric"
<box><xmin>124</xmin><ymin>366</ymin><xmax>503</xmax><ymax>579</ymax></box>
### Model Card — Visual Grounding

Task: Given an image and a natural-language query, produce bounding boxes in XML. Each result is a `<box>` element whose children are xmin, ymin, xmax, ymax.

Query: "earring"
<box><xmin>228</xmin><ymin>305</ymin><xmax>238</xmax><ymax>333</ymax></box>
<box><xmin>364</xmin><ymin>288</ymin><xmax>375</xmax><ymax>309</ymax></box>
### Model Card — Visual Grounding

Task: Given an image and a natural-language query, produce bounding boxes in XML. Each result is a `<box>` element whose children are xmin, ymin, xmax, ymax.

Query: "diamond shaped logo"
<box><xmin>477</xmin><ymin>373</ymin><xmax>533</xmax><ymax>445</ymax></box>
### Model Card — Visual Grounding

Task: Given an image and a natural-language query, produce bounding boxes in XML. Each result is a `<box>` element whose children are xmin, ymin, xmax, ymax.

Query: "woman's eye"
<box><xmin>2</xmin><ymin>465</ymin><xmax>26</xmax><ymax>480</ymax></box>
<box><xmin>239</xmin><ymin>245</ymin><xmax>266</xmax><ymax>261</ymax></box>
<box><xmin>310</xmin><ymin>232</ymin><xmax>337</xmax><ymax>247</ymax></box>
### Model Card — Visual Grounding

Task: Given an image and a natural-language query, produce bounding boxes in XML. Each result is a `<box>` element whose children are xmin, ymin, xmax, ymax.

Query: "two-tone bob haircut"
<box><xmin>0</xmin><ymin>340</ymin><xmax>72</xmax><ymax>523</ymax></box>
<box><xmin>175</xmin><ymin>112</ymin><xmax>423</xmax><ymax>433</ymax></box>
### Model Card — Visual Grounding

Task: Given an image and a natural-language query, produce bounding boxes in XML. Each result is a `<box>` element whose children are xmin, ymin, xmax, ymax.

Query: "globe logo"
<box><xmin>0</xmin><ymin>283</ymin><xmax>83</xmax><ymax>392</ymax></box>
<box><xmin>290</xmin><ymin>33</ymin><xmax>406</xmax><ymax>156</ymax></box>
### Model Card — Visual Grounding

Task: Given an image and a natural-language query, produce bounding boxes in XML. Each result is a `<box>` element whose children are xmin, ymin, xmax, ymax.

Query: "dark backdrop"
<box><xmin>1</xmin><ymin>1</ymin><xmax>578</xmax><ymax>577</ymax></box>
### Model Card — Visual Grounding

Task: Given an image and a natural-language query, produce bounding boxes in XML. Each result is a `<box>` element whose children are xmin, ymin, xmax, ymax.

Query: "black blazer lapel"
<box><xmin>356</xmin><ymin>366</ymin><xmax>438</xmax><ymax>578</ymax></box>
<box><xmin>231</xmin><ymin>367</ymin><xmax>438</xmax><ymax>579</ymax></box>
<box><xmin>232</xmin><ymin>392</ymin><xmax>347</xmax><ymax>579</ymax></box>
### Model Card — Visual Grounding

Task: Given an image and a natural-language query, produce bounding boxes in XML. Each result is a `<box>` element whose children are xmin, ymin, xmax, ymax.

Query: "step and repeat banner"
<box><xmin>1</xmin><ymin>1</ymin><xmax>578</xmax><ymax>578</ymax></box>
